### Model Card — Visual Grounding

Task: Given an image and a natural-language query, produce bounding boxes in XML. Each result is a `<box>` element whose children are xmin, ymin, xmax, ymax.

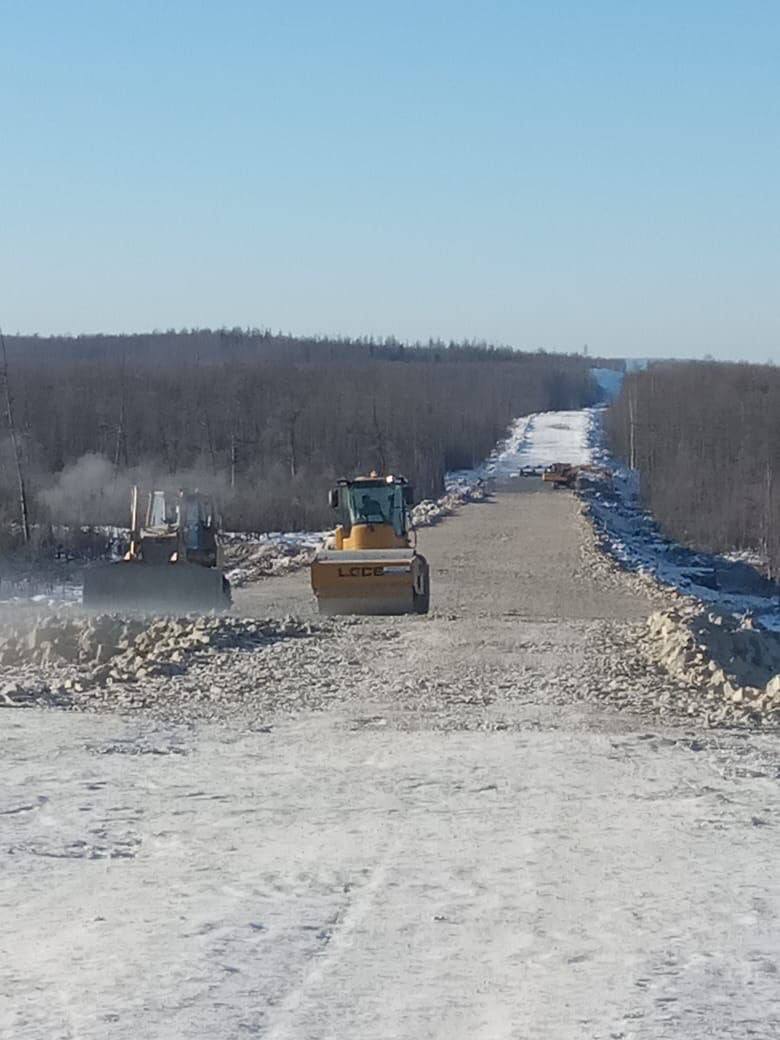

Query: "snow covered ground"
<box><xmin>4</xmin><ymin>397</ymin><xmax>780</xmax><ymax>1039</ymax></box>
<box><xmin>447</xmin><ymin>409</ymin><xmax>595</xmax><ymax>487</ymax></box>
<box><xmin>508</xmin><ymin>410</ymin><xmax>593</xmax><ymax>470</ymax></box>
<box><xmin>5</xmin><ymin>696</ymin><xmax>780</xmax><ymax>1039</ymax></box>
<box><xmin>0</xmin><ymin>579</ymin><xmax>80</xmax><ymax>608</ymax></box>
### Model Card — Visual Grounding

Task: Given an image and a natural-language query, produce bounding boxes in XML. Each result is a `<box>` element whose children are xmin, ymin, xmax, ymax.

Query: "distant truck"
<box><xmin>542</xmin><ymin>463</ymin><xmax>578</xmax><ymax>489</ymax></box>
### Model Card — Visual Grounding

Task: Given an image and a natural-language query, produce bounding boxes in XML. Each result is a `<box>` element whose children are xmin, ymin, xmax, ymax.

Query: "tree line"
<box><xmin>606</xmin><ymin>361</ymin><xmax>780</xmax><ymax>578</ymax></box>
<box><xmin>0</xmin><ymin>329</ymin><xmax>599</xmax><ymax>537</ymax></box>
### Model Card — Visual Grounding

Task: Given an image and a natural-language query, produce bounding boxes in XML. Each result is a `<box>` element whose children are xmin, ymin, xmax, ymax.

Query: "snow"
<box><xmin>448</xmin><ymin>409</ymin><xmax>594</xmax><ymax>486</ymax></box>
<box><xmin>0</xmin><ymin>581</ymin><xmax>80</xmax><ymax>608</ymax></box>
<box><xmin>221</xmin><ymin>531</ymin><xmax>326</xmax><ymax>550</ymax></box>
<box><xmin>222</xmin><ymin>530</ymin><xmax>328</xmax><ymax>587</ymax></box>
<box><xmin>4</xmin><ymin>711</ymin><xmax>780</xmax><ymax>1039</ymax></box>
<box><xmin>3</xmin><ymin>399</ymin><xmax>780</xmax><ymax>1037</ymax></box>
<box><xmin>510</xmin><ymin>410</ymin><xmax>593</xmax><ymax>469</ymax></box>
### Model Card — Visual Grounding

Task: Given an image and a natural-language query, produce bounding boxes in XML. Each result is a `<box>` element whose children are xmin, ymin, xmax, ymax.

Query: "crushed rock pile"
<box><xmin>639</xmin><ymin>607</ymin><xmax>780</xmax><ymax>724</ymax></box>
<box><xmin>224</xmin><ymin>540</ymin><xmax>319</xmax><ymax>588</ymax></box>
<box><xmin>0</xmin><ymin>612</ymin><xmax>315</xmax><ymax>710</ymax></box>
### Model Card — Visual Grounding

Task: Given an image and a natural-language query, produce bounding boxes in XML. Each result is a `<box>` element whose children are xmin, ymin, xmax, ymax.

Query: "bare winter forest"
<box><xmin>0</xmin><ymin>329</ymin><xmax>597</xmax><ymax>538</ymax></box>
<box><xmin>607</xmin><ymin>362</ymin><xmax>780</xmax><ymax>577</ymax></box>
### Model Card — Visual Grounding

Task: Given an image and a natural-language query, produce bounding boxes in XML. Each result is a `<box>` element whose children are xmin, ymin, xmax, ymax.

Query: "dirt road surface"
<box><xmin>4</xmin><ymin>488</ymin><xmax>780</xmax><ymax>1039</ymax></box>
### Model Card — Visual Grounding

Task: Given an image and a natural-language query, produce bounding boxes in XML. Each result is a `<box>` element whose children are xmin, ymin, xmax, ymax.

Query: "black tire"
<box><xmin>413</xmin><ymin>560</ymin><xmax>430</xmax><ymax>614</ymax></box>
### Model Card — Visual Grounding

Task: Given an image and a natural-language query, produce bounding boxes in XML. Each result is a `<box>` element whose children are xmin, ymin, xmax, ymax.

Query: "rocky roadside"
<box><xmin>0</xmin><ymin>612</ymin><xmax>372</xmax><ymax>723</ymax></box>
<box><xmin>571</xmin><ymin>498</ymin><xmax>780</xmax><ymax>728</ymax></box>
<box><xmin>636</xmin><ymin>607</ymin><xmax>780</xmax><ymax>724</ymax></box>
<box><xmin>1</xmin><ymin>485</ymin><xmax>778</xmax><ymax>733</ymax></box>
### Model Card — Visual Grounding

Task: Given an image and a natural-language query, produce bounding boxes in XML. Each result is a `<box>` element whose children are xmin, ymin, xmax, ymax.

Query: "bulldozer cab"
<box><xmin>178</xmin><ymin>493</ymin><xmax>217</xmax><ymax>550</ymax></box>
<box><xmin>133</xmin><ymin>489</ymin><xmax>220</xmax><ymax>567</ymax></box>
<box><xmin>332</xmin><ymin>478</ymin><xmax>411</xmax><ymax>537</ymax></box>
<box><xmin>83</xmin><ymin>486</ymin><xmax>230</xmax><ymax>613</ymax></box>
<box><xmin>146</xmin><ymin>491</ymin><xmax>176</xmax><ymax>528</ymax></box>
<box><xmin>144</xmin><ymin>491</ymin><xmax>216</xmax><ymax>540</ymax></box>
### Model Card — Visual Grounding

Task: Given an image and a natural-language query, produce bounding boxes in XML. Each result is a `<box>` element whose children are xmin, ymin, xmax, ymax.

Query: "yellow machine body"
<box><xmin>310</xmin><ymin>475</ymin><xmax>430</xmax><ymax>615</ymax></box>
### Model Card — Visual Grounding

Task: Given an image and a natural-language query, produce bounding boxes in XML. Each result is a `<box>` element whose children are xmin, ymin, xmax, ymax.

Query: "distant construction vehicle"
<box><xmin>83</xmin><ymin>487</ymin><xmax>231</xmax><ymax>612</ymax></box>
<box><xmin>542</xmin><ymin>463</ymin><xmax>578</xmax><ymax>489</ymax></box>
<box><xmin>310</xmin><ymin>473</ymin><xmax>430</xmax><ymax>615</ymax></box>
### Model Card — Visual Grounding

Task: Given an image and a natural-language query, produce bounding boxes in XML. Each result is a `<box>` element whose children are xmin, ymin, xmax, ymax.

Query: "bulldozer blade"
<box><xmin>83</xmin><ymin>562</ymin><xmax>231</xmax><ymax>614</ymax></box>
<box><xmin>311</xmin><ymin>549</ymin><xmax>428</xmax><ymax>616</ymax></box>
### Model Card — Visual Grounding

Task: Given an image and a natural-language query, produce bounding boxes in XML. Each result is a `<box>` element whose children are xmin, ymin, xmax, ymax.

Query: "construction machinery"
<box><xmin>542</xmin><ymin>463</ymin><xmax>578</xmax><ymax>489</ymax></box>
<box><xmin>83</xmin><ymin>487</ymin><xmax>231</xmax><ymax>612</ymax></box>
<box><xmin>310</xmin><ymin>473</ymin><xmax>430</xmax><ymax>615</ymax></box>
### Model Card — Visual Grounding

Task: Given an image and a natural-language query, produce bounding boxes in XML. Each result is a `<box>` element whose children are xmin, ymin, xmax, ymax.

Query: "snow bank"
<box><xmin>583</xmin><ymin>414</ymin><xmax>780</xmax><ymax>633</ymax></box>
<box><xmin>410</xmin><ymin>482</ymin><xmax>488</xmax><ymax>528</ymax></box>
<box><xmin>222</xmin><ymin>531</ymin><xmax>327</xmax><ymax>588</ymax></box>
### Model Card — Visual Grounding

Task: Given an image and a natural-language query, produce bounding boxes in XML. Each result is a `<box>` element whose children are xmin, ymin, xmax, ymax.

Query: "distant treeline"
<box><xmin>606</xmin><ymin>362</ymin><xmax>780</xmax><ymax>577</ymax></box>
<box><xmin>2</xmin><ymin>329</ymin><xmax>599</xmax><ymax>533</ymax></box>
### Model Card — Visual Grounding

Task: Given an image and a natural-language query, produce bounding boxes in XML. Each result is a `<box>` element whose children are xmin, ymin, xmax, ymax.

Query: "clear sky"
<box><xmin>1</xmin><ymin>1</ymin><xmax>778</xmax><ymax>361</ymax></box>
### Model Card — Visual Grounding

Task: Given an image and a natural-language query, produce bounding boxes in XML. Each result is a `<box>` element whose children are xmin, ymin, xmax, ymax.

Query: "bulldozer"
<box><xmin>83</xmin><ymin>487</ymin><xmax>231</xmax><ymax>613</ymax></box>
<box><xmin>310</xmin><ymin>474</ymin><xmax>430</xmax><ymax>615</ymax></box>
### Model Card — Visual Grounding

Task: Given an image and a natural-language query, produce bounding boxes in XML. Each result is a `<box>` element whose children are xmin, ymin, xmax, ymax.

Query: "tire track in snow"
<box><xmin>263</xmin><ymin>831</ymin><xmax>400</xmax><ymax>1040</ymax></box>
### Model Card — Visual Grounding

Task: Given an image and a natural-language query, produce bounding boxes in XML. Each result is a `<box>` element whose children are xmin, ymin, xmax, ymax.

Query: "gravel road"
<box><xmin>3</xmin><ymin>487</ymin><xmax>780</xmax><ymax>1039</ymax></box>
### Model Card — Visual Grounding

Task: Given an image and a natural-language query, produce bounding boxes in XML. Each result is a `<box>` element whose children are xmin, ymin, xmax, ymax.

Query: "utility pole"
<box><xmin>230</xmin><ymin>432</ymin><xmax>238</xmax><ymax>490</ymax></box>
<box><xmin>765</xmin><ymin>458</ymin><xmax>774</xmax><ymax>581</ymax></box>
<box><xmin>628</xmin><ymin>384</ymin><xmax>637</xmax><ymax>470</ymax></box>
<box><xmin>113</xmin><ymin>352</ymin><xmax>129</xmax><ymax>470</ymax></box>
<box><xmin>0</xmin><ymin>327</ymin><xmax>30</xmax><ymax>543</ymax></box>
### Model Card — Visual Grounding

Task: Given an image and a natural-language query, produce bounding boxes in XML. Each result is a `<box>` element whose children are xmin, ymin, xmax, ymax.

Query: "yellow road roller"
<box><xmin>310</xmin><ymin>473</ymin><xmax>430</xmax><ymax>615</ymax></box>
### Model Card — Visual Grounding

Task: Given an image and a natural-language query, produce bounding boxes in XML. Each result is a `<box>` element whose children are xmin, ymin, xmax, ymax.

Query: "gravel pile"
<box><xmin>0</xmin><ymin>612</ymin><xmax>330</xmax><ymax>719</ymax></box>
<box><xmin>639</xmin><ymin>607</ymin><xmax>780</xmax><ymax>718</ymax></box>
<box><xmin>548</xmin><ymin>614</ymin><xmax>780</xmax><ymax>728</ymax></box>
<box><xmin>563</xmin><ymin>500</ymin><xmax>780</xmax><ymax>727</ymax></box>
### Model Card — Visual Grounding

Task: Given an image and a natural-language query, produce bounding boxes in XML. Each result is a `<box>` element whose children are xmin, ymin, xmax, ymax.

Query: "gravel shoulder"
<box><xmin>3</xmin><ymin>486</ymin><xmax>780</xmax><ymax>1039</ymax></box>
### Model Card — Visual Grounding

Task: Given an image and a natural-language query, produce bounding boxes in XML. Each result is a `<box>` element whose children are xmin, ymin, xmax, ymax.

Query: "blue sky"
<box><xmin>1</xmin><ymin>1</ymin><xmax>778</xmax><ymax>360</ymax></box>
